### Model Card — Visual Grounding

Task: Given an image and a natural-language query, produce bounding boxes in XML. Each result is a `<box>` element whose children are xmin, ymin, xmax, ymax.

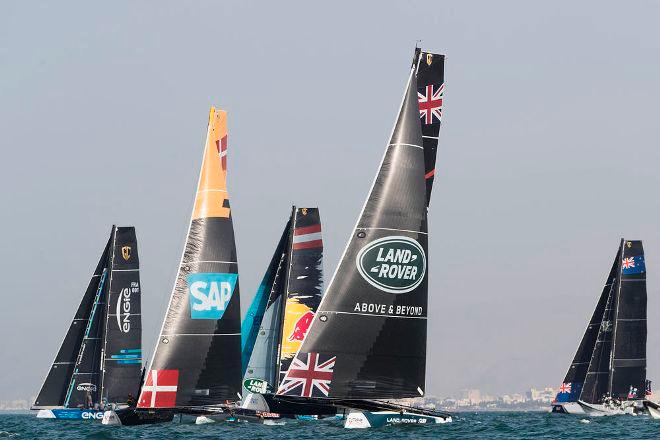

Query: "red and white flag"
<box><xmin>137</xmin><ymin>369</ymin><xmax>179</xmax><ymax>408</ymax></box>
<box><xmin>292</xmin><ymin>224</ymin><xmax>322</xmax><ymax>250</ymax></box>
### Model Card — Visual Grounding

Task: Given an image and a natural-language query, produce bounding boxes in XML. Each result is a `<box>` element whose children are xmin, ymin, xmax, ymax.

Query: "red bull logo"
<box><xmin>288</xmin><ymin>311</ymin><xmax>314</xmax><ymax>342</ymax></box>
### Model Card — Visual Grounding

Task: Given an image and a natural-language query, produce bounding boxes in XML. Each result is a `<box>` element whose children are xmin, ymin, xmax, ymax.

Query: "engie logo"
<box><xmin>116</xmin><ymin>282</ymin><xmax>139</xmax><ymax>333</ymax></box>
<box><xmin>187</xmin><ymin>273</ymin><xmax>238</xmax><ymax>319</ymax></box>
<box><xmin>356</xmin><ymin>236</ymin><xmax>426</xmax><ymax>294</ymax></box>
<box><xmin>76</xmin><ymin>382</ymin><xmax>97</xmax><ymax>392</ymax></box>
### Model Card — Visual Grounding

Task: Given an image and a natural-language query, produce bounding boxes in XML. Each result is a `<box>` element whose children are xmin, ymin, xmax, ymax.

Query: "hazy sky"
<box><xmin>2</xmin><ymin>1</ymin><xmax>660</xmax><ymax>401</ymax></box>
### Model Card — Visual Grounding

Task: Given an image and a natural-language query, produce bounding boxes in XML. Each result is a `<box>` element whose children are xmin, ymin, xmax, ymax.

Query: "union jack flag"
<box><xmin>277</xmin><ymin>352</ymin><xmax>336</xmax><ymax>398</ymax></box>
<box><xmin>559</xmin><ymin>382</ymin><xmax>572</xmax><ymax>394</ymax></box>
<box><xmin>418</xmin><ymin>84</ymin><xmax>444</xmax><ymax>125</ymax></box>
<box><xmin>622</xmin><ymin>257</ymin><xmax>636</xmax><ymax>269</ymax></box>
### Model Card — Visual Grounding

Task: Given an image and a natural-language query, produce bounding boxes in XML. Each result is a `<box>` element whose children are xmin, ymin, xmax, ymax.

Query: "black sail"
<box><xmin>609</xmin><ymin>240</ymin><xmax>647</xmax><ymax>400</ymax></box>
<box><xmin>278</xmin><ymin>51</ymin><xmax>437</xmax><ymax>400</ymax></box>
<box><xmin>139</xmin><ymin>108</ymin><xmax>241</xmax><ymax>409</ymax></box>
<box><xmin>32</xmin><ymin>234</ymin><xmax>111</xmax><ymax>409</ymax></box>
<box><xmin>580</xmin><ymin>241</ymin><xmax>622</xmax><ymax>404</ymax></box>
<box><xmin>101</xmin><ymin>227</ymin><xmax>142</xmax><ymax>404</ymax></box>
<box><xmin>415</xmin><ymin>49</ymin><xmax>445</xmax><ymax>206</ymax></box>
<box><xmin>555</xmin><ymin>247</ymin><xmax>620</xmax><ymax>404</ymax></box>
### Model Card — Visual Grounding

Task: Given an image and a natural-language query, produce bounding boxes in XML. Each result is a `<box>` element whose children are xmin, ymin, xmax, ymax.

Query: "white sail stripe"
<box><xmin>197</xmin><ymin>189</ymin><xmax>227</xmax><ymax>193</ymax></box>
<box><xmin>112</xmin><ymin>269</ymin><xmax>139</xmax><ymax>272</ymax></box>
<box><xmin>388</xmin><ymin>143</ymin><xmax>423</xmax><ymax>150</ymax></box>
<box><xmin>72</xmin><ymin>372</ymin><xmax>99</xmax><ymax>375</ymax></box>
<box><xmin>422</xmin><ymin>135</ymin><xmax>439</xmax><ymax>140</ymax></box>
<box><xmin>358</xmin><ymin>227</ymin><xmax>428</xmax><ymax>235</ymax></box>
<box><xmin>328</xmin><ymin>311</ymin><xmax>427</xmax><ymax>320</ymax></box>
<box><xmin>53</xmin><ymin>362</ymin><xmax>74</xmax><ymax>365</ymax></box>
<box><xmin>185</xmin><ymin>260</ymin><xmax>238</xmax><ymax>265</ymax></box>
<box><xmin>92</xmin><ymin>274</ymin><xmax>101</xmax><ymax>277</ymax></box>
<box><xmin>160</xmin><ymin>333</ymin><xmax>241</xmax><ymax>337</ymax></box>
<box><xmin>292</xmin><ymin>232</ymin><xmax>322</xmax><ymax>243</ymax></box>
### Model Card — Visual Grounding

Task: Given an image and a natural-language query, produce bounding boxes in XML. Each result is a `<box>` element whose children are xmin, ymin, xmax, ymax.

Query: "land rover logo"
<box><xmin>243</xmin><ymin>378</ymin><xmax>269</xmax><ymax>394</ymax></box>
<box><xmin>356</xmin><ymin>235</ymin><xmax>426</xmax><ymax>294</ymax></box>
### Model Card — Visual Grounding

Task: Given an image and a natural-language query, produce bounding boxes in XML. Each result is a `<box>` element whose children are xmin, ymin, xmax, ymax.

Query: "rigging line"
<box><xmin>326</xmin><ymin>310</ymin><xmax>427</xmax><ymax>320</ymax></box>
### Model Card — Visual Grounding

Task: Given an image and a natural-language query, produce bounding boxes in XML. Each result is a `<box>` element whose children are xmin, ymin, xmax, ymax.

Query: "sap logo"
<box><xmin>81</xmin><ymin>411</ymin><xmax>103</xmax><ymax>419</ymax></box>
<box><xmin>187</xmin><ymin>273</ymin><xmax>238</xmax><ymax>320</ymax></box>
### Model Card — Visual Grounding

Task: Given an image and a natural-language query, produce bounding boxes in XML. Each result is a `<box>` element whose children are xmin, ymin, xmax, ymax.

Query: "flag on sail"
<box><xmin>621</xmin><ymin>255</ymin><xmax>645</xmax><ymax>275</ymax></box>
<box><xmin>137</xmin><ymin>370</ymin><xmax>179</xmax><ymax>408</ymax></box>
<box><xmin>292</xmin><ymin>224</ymin><xmax>322</xmax><ymax>250</ymax></box>
<box><xmin>418</xmin><ymin>84</ymin><xmax>444</xmax><ymax>125</ymax></box>
<box><xmin>277</xmin><ymin>352</ymin><xmax>336</xmax><ymax>398</ymax></box>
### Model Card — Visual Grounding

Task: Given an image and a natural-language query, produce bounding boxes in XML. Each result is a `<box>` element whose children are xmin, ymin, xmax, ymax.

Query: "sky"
<box><xmin>1</xmin><ymin>1</ymin><xmax>660</xmax><ymax>401</ymax></box>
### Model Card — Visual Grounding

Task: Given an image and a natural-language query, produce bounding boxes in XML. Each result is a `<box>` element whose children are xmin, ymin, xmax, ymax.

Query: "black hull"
<box><xmin>265</xmin><ymin>394</ymin><xmax>337</xmax><ymax>417</ymax></box>
<box><xmin>113</xmin><ymin>407</ymin><xmax>174</xmax><ymax>426</ymax></box>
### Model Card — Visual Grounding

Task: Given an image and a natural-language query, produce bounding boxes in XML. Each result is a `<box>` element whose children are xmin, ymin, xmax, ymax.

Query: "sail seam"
<box><xmin>388</xmin><ymin>143</ymin><xmax>423</xmax><ymax>150</ymax></box>
<box><xmin>357</xmin><ymin>227</ymin><xmax>428</xmax><ymax>235</ymax></box>
<box><xmin>327</xmin><ymin>311</ymin><xmax>427</xmax><ymax>320</ymax></box>
<box><xmin>160</xmin><ymin>333</ymin><xmax>241</xmax><ymax>337</ymax></box>
<box><xmin>185</xmin><ymin>260</ymin><xmax>238</xmax><ymax>264</ymax></box>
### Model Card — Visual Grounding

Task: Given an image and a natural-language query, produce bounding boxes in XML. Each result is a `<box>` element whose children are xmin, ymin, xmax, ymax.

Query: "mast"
<box><xmin>580</xmin><ymin>240</ymin><xmax>623</xmax><ymax>404</ymax></box>
<box><xmin>608</xmin><ymin>239</ymin><xmax>647</xmax><ymax>400</ymax></box>
<box><xmin>100</xmin><ymin>226</ymin><xmax>142</xmax><ymax>404</ymax></box>
<box><xmin>138</xmin><ymin>107</ymin><xmax>242</xmax><ymax>409</ymax></box>
<box><xmin>32</xmin><ymin>233</ymin><xmax>112</xmax><ymax>409</ymax></box>
<box><xmin>273</xmin><ymin>206</ymin><xmax>297</xmax><ymax>389</ymax></box>
<box><xmin>554</xmin><ymin>245</ymin><xmax>620</xmax><ymax>404</ymax></box>
<box><xmin>277</xmin><ymin>50</ymin><xmax>441</xmax><ymax>400</ymax></box>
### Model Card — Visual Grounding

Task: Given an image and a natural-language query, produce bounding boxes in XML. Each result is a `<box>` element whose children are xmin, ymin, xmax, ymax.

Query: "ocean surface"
<box><xmin>2</xmin><ymin>411</ymin><xmax>660</xmax><ymax>439</ymax></box>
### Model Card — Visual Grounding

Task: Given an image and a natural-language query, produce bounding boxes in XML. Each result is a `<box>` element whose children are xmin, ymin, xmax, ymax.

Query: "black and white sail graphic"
<box><xmin>554</xmin><ymin>247</ymin><xmax>620</xmax><ymax>404</ymax></box>
<box><xmin>277</xmin><ymin>51</ymin><xmax>443</xmax><ymax>400</ymax></box>
<box><xmin>139</xmin><ymin>108</ymin><xmax>242</xmax><ymax>409</ymax></box>
<box><xmin>32</xmin><ymin>236</ymin><xmax>111</xmax><ymax>409</ymax></box>
<box><xmin>101</xmin><ymin>227</ymin><xmax>142</xmax><ymax>404</ymax></box>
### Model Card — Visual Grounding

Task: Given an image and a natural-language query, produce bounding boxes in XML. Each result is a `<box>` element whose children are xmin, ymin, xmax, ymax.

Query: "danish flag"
<box><xmin>418</xmin><ymin>84</ymin><xmax>444</xmax><ymax>124</ymax></box>
<box><xmin>559</xmin><ymin>382</ymin><xmax>572</xmax><ymax>394</ymax></box>
<box><xmin>277</xmin><ymin>352</ymin><xmax>335</xmax><ymax>398</ymax></box>
<box><xmin>137</xmin><ymin>369</ymin><xmax>179</xmax><ymax>408</ymax></box>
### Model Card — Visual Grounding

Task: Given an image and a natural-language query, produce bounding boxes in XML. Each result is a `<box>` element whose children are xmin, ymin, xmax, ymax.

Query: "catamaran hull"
<box><xmin>551</xmin><ymin>402</ymin><xmax>586</xmax><ymax>414</ymax></box>
<box><xmin>643</xmin><ymin>400</ymin><xmax>660</xmax><ymax>419</ymax></box>
<box><xmin>344</xmin><ymin>410</ymin><xmax>452</xmax><ymax>429</ymax></box>
<box><xmin>577</xmin><ymin>401</ymin><xmax>638</xmax><ymax>416</ymax></box>
<box><xmin>101</xmin><ymin>408</ymin><xmax>174</xmax><ymax>426</ymax></box>
<box><xmin>36</xmin><ymin>409</ymin><xmax>105</xmax><ymax>420</ymax></box>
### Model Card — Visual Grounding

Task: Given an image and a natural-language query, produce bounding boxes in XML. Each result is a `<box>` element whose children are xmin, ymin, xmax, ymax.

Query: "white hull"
<box><xmin>552</xmin><ymin>402</ymin><xmax>586</xmax><ymax>414</ymax></box>
<box><xmin>578</xmin><ymin>400</ymin><xmax>636</xmax><ymax>416</ymax></box>
<box><xmin>101</xmin><ymin>410</ymin><xmax>121</xmax><ymax>426</ymax></box>
<box><xmin>644</xmin><ymin>401</ymin><xmax>660</xmax><ymax>419</ymax></box>
<box><xmin>344</xmin><ymin>410</ymin><xmax>452</xmax><ymax>429</ymax></box>
<box><xmin>36</xmin><ymin>409</ymin><xmax>56</xmax><ymax>419</ymax></box>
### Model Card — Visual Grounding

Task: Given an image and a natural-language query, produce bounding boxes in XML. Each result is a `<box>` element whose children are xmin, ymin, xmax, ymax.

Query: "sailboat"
<box><xmin>103</xmin><ymin>107</ymin><xmax>242</xmax><ymax>426</ymax></box>
<box><xmin>552</xmin><ymin>239</ymin><xmax>648</xmax><ymax>416</ymax></box>
<box><xmin>272</xmin><ymin>48</ymin><xmax>451</xmax><ymax>429</ymax></box>
<box><xmin>32</xmin><ymin>226</ymin><xmax>142</xmax><ymax>420</ymax></box>
<box><xmin>238</xmin><ymin>207</ymin><xmax>336</xmax><ymax>420</ymax></box>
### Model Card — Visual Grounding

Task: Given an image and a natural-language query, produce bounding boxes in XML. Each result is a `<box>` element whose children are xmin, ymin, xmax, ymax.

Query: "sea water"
<box><xmin>1</xmin><ymin>411</ymin><xmax>659</xmax><ymax>439</ymax></box>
